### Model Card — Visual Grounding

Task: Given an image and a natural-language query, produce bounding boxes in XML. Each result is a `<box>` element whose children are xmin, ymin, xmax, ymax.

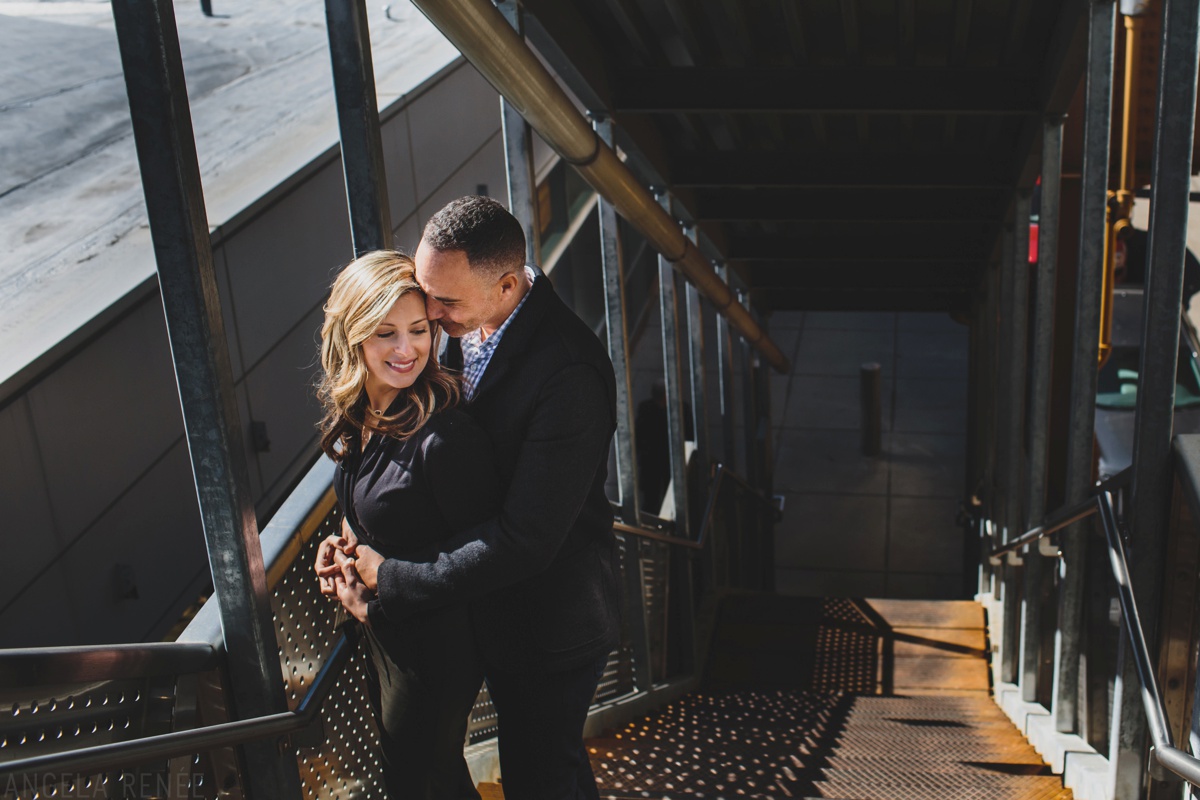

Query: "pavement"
<box><xmin>0</xmin><ymin>0</ymin><xmax>457</xmax><ymax>387</ymax></box>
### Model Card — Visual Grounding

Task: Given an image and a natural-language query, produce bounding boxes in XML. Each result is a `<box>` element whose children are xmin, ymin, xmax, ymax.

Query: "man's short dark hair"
<box><xmin>422</xmin><ymin>195</ymin><xmax>527</xmax><ymax>277</ymax></box>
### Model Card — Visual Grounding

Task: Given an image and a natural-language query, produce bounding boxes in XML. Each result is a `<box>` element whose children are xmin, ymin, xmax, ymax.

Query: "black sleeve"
<box><xmin>370</xmin><ymin>415</ymin><xmax>501</xmax><ymax>624</ymax></box>
<box><xmin>373</xmin><ymin>363</ymin><xmax>614</xmax><ymax>619</ymax></box>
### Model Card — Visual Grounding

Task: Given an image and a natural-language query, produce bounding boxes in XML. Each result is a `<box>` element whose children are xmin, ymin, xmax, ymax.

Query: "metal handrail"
<box><xmin>0</xmin><ymin>626</ymin><xmax>358</xmax><ymax>780</ymax></box>
<box><xmin>988</xmin><ymin>465</ymin><xmax>1200</xmax><ymax>787</ymax></box>
<box><xmin>1096</xmin><ymin>490</ymin><xmax>1200</xmax><ymax>786</ymax></box>
<box><xmin>614</xmin><ymin>463</ymin><xmax>774</xmax><ymax>551</ymax></box>
<box><xmin>0</xmin><ymin>642</ymin><xmax>218</xmax><ymax>686</ymax></box>
<box><xmin>989</xmin><ymin>466</ymin><xmax>1132</xmax><ymax>560</ymax></box>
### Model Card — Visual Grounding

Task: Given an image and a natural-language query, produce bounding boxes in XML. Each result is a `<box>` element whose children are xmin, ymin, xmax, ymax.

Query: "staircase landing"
<box><xmin>587</xmin><ymin>596</ymin><xmax>1071</xmax><ymax>800</ymax></box>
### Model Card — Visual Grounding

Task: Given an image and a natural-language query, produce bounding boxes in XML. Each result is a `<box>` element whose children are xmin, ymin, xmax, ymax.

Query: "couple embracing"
<box><xmin>313</xmin><ymin>195</ymin><xmax>620</xmax><ymax>799</ymax></box>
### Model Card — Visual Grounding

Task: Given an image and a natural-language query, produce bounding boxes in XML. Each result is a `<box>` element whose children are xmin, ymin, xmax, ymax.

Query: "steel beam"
<box><xmin>1002</xmin><ymin>193</ymin><xmax>1033</xmax><ymax>686</ymax></box>
<box><xmin>610</xmin><ymin>67</ymin><xmax>1039</xmax><ymax>114</ymax></box>
<box><xmin>692</xmin><ymin>187</ymin><xmax>1008</xmax><ymax>223</ymax></box>
<box><xmin>109</xmin><ymin>2</ymin><xmax>299</xmax><ymax>797</ymax></box>
<box><xmin>658</xmin><ymin>192</ymin><xmax>691</xmax><ymax>537</ymax></box>
<box><xmin>595</xmin><ymin>117</ymin><xmax>652</xmax><ymax>692</ymax></box>
<box><xmin>498</xmin><ymin>0</ymin><xmax>543</xmax><ymax>270</ymax></box>
<box><xmin>1021</xmin><ymin>117</ymin><xmax>1064</xmax><ymax>702</ymax></box>
<box><xmin>670</xmin><ymin>153</ymin><xmax>1014</xmax><ymax>189</ymax></box>
<box><xmin>716</xmin><ymin>265</ymin><xmax>738</xmax><ymax>471</ymax></box>
<box><xmin>1117</xmin><ymin>0</ymin><xmax>1200</xmax><ymax>794</ymax></box>
<box><xmin>1054</xmin><ymin>0</ymin><xmax>1115</xmax><ymax>736</ymax></box>
<box><xmin>325</xmin><ymin>0</ymin><xmax>393</xmax><ymax>255</ymax></box>
<box><xmin>685</xmin><ymin>228</ymin><xmax>710</xmax><ymax>463</ymax></box>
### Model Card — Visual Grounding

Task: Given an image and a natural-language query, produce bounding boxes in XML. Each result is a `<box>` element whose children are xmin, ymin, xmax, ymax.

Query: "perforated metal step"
<box><xmin>587</xmin><ymin>597</ymin><xmax>1070</xmax><ymax>800</ymax></box>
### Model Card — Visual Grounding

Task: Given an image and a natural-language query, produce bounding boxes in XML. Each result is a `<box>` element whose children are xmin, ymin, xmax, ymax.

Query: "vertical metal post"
<box><xmin>109</xmin><ymin>2</ymin><xmax>300</xmax><ymax>797</ymax></box>
<box><xmin>740</xmin><ymin>292</ymin><xmax>764</xmax><ymax>587</ymax></box>
<box><xmin>658</xmin><ymin>193</ymin><xmax>691</xmax><ymax>537</ymax></box>
<box><xmin>861</xmin><ymin>363</ymin><xmax>883</xmax><ymax>456</ymax></box>
<box><xmin>595</xmin><ymin>117</ymin><xmax>651</xmax><ymax>691</ymax></box>
<box><xmin>716</xmin><ymin>265</ymin><xmax>738</xmax><ymax>470</ymax></box>
<box><xmin>1021</xmin><ymin>117</ymin><xmax>1064</xmax><ymax>702</ymax></box>
<box><xmin>995</xmin><ymin>223</ymin><xmax>1017</xmax><ymax>543</ymax></box>
<box><xmin>325</xmin><ymin>0</ymin><xmax>393</xmax><ymax>255</ymax></box>
<box><xmin>657</xmin><ymin>192</ymin><xmax>696</xmax><ymax>672</ymax></box>
<box><xmin>754</xmin><ymin>329</ymin><xmax>776</xmax><ymax>592</ymax></box>
<box><xmin>684</xmin><ymin>229</ymin><xmax>710</xmax><ymax>462</ymax></box>
<box><xmin>1055</xmin><ymin>0</ymin><xmax>1115</xmax><ymax>736</ymax></box>
<box><xmin>1116</xmin><ymin>1</ymin><xmax>1200</xmax><ymax>794</ymax></box>
<box><xmin>1002</xmin><ymin>192</ymin><xmax>1033</xmax><ymax>686</ymax></box>
<box><xmin>498</xmin><ymin>0</ymin><xmax>543</xmax><ymax>270</ymax></box>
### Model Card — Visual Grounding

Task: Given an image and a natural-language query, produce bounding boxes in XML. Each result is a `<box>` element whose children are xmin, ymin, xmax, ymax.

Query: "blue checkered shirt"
<box><xmin>460</xmin><ymin>267</ymin><xmax>536</xmax><ymax>401</ymax></box>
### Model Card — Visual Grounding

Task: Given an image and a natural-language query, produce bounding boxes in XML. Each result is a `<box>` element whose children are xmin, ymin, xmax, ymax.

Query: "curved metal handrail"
<box><xmin>0</xmin><ymin>626</ymin><xmax>358</xmax><ymax>780</ymax></box>
<box><xmin>989</xmin><ymin>467</ymin><xmax>1200</xmax><ymax>787</ymax></box>
<box><xmin>614</xmin><ymin>463</ymin><xmax>775</xmax><ymax>551</ymax></box>
<box><xmin>1096</xmin><ymin>490</ymin><xmax>1200</xmax><ymax>786</ymax></box>
<box><xmin>0</xmin><ymin>641</ymin><xmax>218</xmax><ymax>686</ymax></box>
<box><xmin>989</xmin><ymin>466</ymin><xmax>1132</xmax><ymax>560</ymax></box>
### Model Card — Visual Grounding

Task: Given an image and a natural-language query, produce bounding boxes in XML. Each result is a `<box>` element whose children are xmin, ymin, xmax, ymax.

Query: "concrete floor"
<box><xmin>768</xmin><ymin>310</ymin><xmax>970</xmax><ymax>600</ymax></box>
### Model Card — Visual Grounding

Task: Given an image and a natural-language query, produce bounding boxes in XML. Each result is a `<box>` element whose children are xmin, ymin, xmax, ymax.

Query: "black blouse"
<box><xmin>333</xmin><ymin>407</ymin><xmax>501</xmax><ymax>623</ymax></box>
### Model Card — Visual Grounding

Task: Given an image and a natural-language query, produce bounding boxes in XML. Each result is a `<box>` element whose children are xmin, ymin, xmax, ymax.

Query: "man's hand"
<box><xmin>352</xmin><ymin>544</ymin><xmax>383</xmax><ymax>591</ymax></box>
<box><xmin>315</xmin><ymin>518</ymin><xmax>360</xmax><ymax>596</ymax></box>
<box><xmin>335</xmin><ymin>559</ymin><xmax>372</xmax><ymax>625</ymax></box>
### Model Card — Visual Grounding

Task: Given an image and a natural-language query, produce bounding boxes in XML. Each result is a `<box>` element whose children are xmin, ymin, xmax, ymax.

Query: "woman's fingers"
<box><xmin>340</xmin><ymin>557</ymin><xmax>360</xmax><ymax>586</ymax></box>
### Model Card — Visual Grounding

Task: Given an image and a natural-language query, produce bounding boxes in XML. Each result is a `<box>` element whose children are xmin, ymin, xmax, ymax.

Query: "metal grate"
<box><xmin>638</xmin><ymin>540</ymin><xmax>671</xmax><ymax>682</ymax></box>
<box><xmin>272</xmin><ymin>510</ymin><xmax>384</xmax><ymax>800</ymax></box>
<box><xmin>0</xmin><ymin>676</ymin><xmax>207</xmax><ymax>800</ymax></box>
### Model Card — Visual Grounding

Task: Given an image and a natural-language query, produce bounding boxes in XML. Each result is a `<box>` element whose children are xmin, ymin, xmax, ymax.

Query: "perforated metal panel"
<box><xmin>0</xmin><ymin>675</ymin><xmax>210</xmax><ymax>800</ymax></box>
<box><xmin>271</xmin><ymin>509</ymin><xmax>385</xmax><ymax>799</ymax></box>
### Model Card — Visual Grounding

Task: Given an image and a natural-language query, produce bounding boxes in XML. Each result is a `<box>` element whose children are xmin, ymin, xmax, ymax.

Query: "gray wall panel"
<box><xmin>407</xmin><ymin>66</ymin><xmax>501</xmax><ymax>200</ymax></box>
<box><xmin>0</xmin><ymin>397</ymin><xmax>61</xmax><ymax>612</ymax></box>
<box><xmin>417</xmin><ymin>133</ymin><xmax>507</xmax><ymax>228</ymax></box>
<box><xmin>382</xmin><ymin>107</ymin><xmax>419</xmax><ymax>229</ymax></box>
<box><xmin>0</xmin><ymin>564</ymin><xmax>77</xmax><ymax>646</ymax></box>
<box><xmin>243</xmin><ymin>305</ymin><xmax>324</xmax><ymax>499</ymax></box>
<box><xmin>27</xmin><ymin>298</ymin><xmax>182</xmax><ymax>540</ymax></box>
<box><xmin>59</xmin><ymin>441</ymin><xmax>204</xmax><ymax>645</ymax></box>
<box><xmin>223</xmin><ymin>160</ymin><xmax>352</xmax><ymax>371</ymax></box>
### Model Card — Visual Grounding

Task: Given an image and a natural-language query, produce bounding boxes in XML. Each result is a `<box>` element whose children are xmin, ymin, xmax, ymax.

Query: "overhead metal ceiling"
<box><xmin>520</xmin><ymin>0</ymin><xmax>1090</xmax><ymax>313</ymax></box>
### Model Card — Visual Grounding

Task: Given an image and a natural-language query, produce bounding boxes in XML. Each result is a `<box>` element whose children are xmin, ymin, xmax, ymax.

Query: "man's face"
<box><xmin>414</xmin><ymin>240</ymin><xmax>500</xmax><ymax>338</ymax></box>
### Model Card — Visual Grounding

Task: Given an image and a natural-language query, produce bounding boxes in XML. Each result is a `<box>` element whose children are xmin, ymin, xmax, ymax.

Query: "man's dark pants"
<box><xmin>485</xmin><ymin>654</ymin><xmax>608</xmax><ymax>799</ymax></box>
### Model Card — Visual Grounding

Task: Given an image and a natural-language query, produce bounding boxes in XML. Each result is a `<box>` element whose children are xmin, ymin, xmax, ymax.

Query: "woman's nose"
<box><xmin>393</xmin><ymin>334</ymin><xmax>415</xmax><ymax>358</ymax></box>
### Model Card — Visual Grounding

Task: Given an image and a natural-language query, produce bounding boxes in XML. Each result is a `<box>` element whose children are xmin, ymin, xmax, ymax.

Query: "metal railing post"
<box><xmin>1055</xmin><ymin>0</ymin><xmax>1116</xmax><ymax>736</ymax></box>
<box><xmin>754</xmin><ymin>319</ymin><xmax>776</xmax><ymax>591</ymax></box>
<box><xmin>325</xmin><ymin>0</ymin><xmax>393</xmax><ymax>255</ymax></box>
<box><xmin>685</xmin><ymin>228</ymin><xmax>710</xmax><ymax>464</ymax></box>
<box><xmin>657</xmin><ymin>191</ymin><xmax>697</xmax><ymax>673</ymax></box>
<box><xmin>1001</xmin><ymin>192</ymin><xmax>1033</xmax><ymax>686</ymax></box>
<box><xmin>108</xmin><ymin>2</ymin><xmax>300</xmax><ymax>796</ymax></box>
<box><xmin>595</xmin><ymin>116</ymin><xmax>652</xmax><ymax>691</ymax></box>
<box><xmin>658</xmin><ymin>192</ymin><xmax>691</xmax><ymax>537</ymax></box>
<box><xmin>716</xmin><ymin>265</ymin><xmax>739</xmax><ymax>471</ymax></box>
<box><xmin>497</xmin><ymin>0</ymin><xmax>543</xmax><ymax>270</ymax></box>
<box><xmin>1116</xmin><ymin>1</ymin><xmax>1200</xmax><ymax>794</ymax></box>
<box><xmin>1021</xmin><ymin>116</ymin><xmax>1064</xmax><ymax>702</ymax></box>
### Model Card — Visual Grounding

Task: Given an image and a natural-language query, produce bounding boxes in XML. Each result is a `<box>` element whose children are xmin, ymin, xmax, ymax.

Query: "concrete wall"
<box><xmin>0</xmin><ymin>60</ymin><xmax>518</xmax><ymax>647</ymax></box>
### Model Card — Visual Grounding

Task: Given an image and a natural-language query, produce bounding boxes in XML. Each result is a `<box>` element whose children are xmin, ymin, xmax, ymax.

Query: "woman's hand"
<box><xmin>315</xmin><ymin>518</ymin><xmax>359</xmax><ymax>596</ymax></box>
<box><xmin>335</xmin><ymin>558</ymin><xmax>372</xmax><ymax>625</ymax></box>
<box><xmin>351</xmin><ymin>544</ymin><xmax>383</xmax><ymax>591</ymax></box>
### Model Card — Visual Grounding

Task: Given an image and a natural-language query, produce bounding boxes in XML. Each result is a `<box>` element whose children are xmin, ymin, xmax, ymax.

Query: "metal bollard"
<box><xmin>861</xmin><ymin>362</ymin><xmax>882</xmax><ymax>456</ymax></box>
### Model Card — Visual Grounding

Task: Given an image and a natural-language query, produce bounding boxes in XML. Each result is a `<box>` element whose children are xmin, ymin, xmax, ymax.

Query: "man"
<box><xmin>322</xmin><ymin>196</ymin><xmax>620</xmax><ymax>799</ymax></box>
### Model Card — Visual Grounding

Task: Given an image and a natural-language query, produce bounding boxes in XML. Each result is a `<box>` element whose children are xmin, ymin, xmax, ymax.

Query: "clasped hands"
<box><xmin>315</xmin><ymin>518</ymin><xmax>384</xmax><ymax>625</ymax></box>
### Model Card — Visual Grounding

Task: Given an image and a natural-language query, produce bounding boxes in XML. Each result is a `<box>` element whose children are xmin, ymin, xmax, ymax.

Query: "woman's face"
<box><xmin>361</xmin><ymin>292</ymin><xmax>432</xmax><ymax>408</ymax></box>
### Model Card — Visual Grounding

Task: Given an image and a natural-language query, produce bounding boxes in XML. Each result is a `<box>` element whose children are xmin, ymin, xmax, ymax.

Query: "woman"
<box><xmin>313</xmin><ymin>250</ymin><xmax>497</xmax><ymax>800</ymax></box>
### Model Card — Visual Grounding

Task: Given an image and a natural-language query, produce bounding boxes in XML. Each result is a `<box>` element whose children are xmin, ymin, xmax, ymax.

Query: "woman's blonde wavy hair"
<box><xmin>317</xmin><ymin>250</ymin><xmax>460</xmax><ymax>461</ymax></box>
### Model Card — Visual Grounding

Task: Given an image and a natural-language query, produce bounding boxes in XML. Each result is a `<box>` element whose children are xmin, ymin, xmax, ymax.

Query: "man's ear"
<box><xmin>498</xmin><ymin>271</ymin><xmax>519</xmax><ymax>296</ymax></box>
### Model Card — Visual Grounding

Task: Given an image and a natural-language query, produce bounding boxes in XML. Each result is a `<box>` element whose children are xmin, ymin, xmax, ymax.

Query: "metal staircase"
<box><xmin>583</xmin><ymin>595</ymin><xmax>1073</xmax><ymax>800</ymax></box>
